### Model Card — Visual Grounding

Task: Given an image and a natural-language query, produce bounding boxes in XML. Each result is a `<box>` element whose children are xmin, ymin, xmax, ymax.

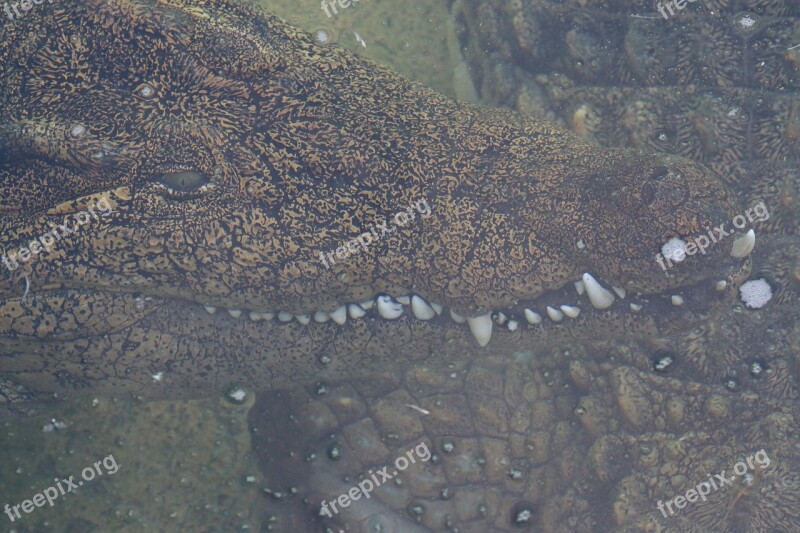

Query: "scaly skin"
<box><xmin>241</xmin><ymin>1</ymin><xmax>800</xmax><ymax>530</ymax></box>
<box><xmin>247</xmin><ymin>233</ymin><xmax>800</xmax><ymax>532</ymax></box>
<box><xmin>0</xmin><ymin>0</ymin><xmax>751</xmax><ymax>402</ymax></box>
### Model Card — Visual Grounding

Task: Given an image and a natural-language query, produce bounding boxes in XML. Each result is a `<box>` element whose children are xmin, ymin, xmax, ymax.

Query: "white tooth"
<box><xmin>227</xmin><ymin>309</ymin><xmax>242</xmax><ymax>318</ymax></box>
<box><xmin>493</xmin><ymin>311</ymin><xmax>507</xmax><ymax>325</ymax></box>
<box><xmin>560</xmin><ymin>305</ymin><xmax>580</xmax><ymax>318</ymax></box>
<box><xmin>296</xmin><ymin>314</ymin><xmax>311</xmax><ymax>325</ymax></box>
<box><xmin>348</xmin><ymin>304</ymin><xmax>367</xmax><ymax>319</ymax></box>
<box><xmin>524</xmin><ymin>309</ymin><xmax>541</xmax><ymax>324</ymax></box>
<box><xmin>377</xmin><ymin>295</ymin><xmax>404</xmax><ymax>319</ymax></box>
<box><xmin>204</xmin><ymin>305</ymin><xmax>217</xmax><ymax>314</ymax></box>
<box><xmin>466</xmin><ymin>314</ymin><xmax>493</xmax><ymax>347</ymax></box>
<box><xmin>430</xmin><ymin>302</ymin><xmax>444</xmax><ymax>315</ymax></box>
<box><xmin>715</xmin><ymin>280</ymin><xmax>728</xmax><ymax>291</ymax></box>
<box><xmin>507</xmin><ymin>320</ymin><xmax>519</xmax><ymax>331</ymax></box>
<box><xmin>671</xmin><ymin>295</ymin><xmax>684</xmax><ymax>306</ymax></box>
<box><xmin>629</xmin><ymin>303</ymin><xmax>642</xmax><ymax>312</ymax></box>
<box><xmin>249</xmin><ymin>311</ymin><xmax>265</xmax><ymax>321</ymax></box>
<box><xmin>360</xmin><ymin>300</ymin><xmax>374</xmax><ymax>310</ymax></box>
<box><xmin>574</xmin><ymin>280</ymin><xmax>585</xmax><ymax>295</ymax></box>
<box><xmin>730</xmin><ymin>229</ymin><xmax>755</xmax><ymax>258</ymax></box>
<box><xmin>396</xmin><ymin>295</ymin><xmax>411</xmax><ymax>305</ymax></box>
<box><xmin>411</xmin><ymin>295</ymin><xmax>436</xmax><ymax>320</ymax></box>
<box><xmin>278</xmin><ymin>311</ymin><xmax>294</xmax><ymax>322</ymax></box>
<box><xmin>612</xmin><ymin>286</ymin><xmax>626</xmax><ymax>299</ymax></box>
<box><xmin>329</xmin><ymin>305</ymin><xmax>347</xmax><ymax>325</ymax></box>
<box><xmin>449</xmin><ymin>309</ymin><xmax>466</xmax><ymax>323</ymax></box>
<box><xmin>582</xmin><ymin>273</ymin><xmax>616</xmax><ymax>309</ymax></box>
<box><xmin>264</xmin><ymin>312</ymin><xmax>274</xmax><ymax>320</ymax></box>
<box><xmin>546</xmin><ymin>306</ymin><xmax>564</xmax><ymax>321</ymax></box>
<box><xmin>313</xmin><ymin>310</ymin><xmax>330</xmax><ymax>323</ymax></box>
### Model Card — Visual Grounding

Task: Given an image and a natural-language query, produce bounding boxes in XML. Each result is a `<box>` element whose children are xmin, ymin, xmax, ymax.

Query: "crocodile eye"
<box><xmin>154</xmin><ymin>170</ymin><xmax>212</xmax><ymax>198</ymax></box>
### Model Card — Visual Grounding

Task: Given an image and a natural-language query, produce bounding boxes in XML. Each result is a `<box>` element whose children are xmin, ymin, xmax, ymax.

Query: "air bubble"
<box><xmin>313</xmin><ymin>27</ymin><xmax>336</xmax><ymax>46</ymax></box>
<box><xmin>733</xmin><ymin>12</ymin><xmax>761</xmax><ymax>34</ymax></box>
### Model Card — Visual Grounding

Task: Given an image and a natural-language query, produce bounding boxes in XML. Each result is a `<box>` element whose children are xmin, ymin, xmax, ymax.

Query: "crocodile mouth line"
<box><xmin>188</xmin><ymin>259</ymin><xmax>751</xmax><ymax>348</ymax></box>
<box><xmin>173</xmin><ymin>229</ymin><xmax>755</xmax><ymax>347</ymax></box>
<box><xmin>0</xmin><ymin>226</ymin><xmax>755</xmax><ymax>347</ymax></box>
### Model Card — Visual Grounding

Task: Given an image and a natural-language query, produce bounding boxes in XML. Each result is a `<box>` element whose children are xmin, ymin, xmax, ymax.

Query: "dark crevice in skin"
<box><xmin>0</xmin><ymin>0</ymin><xmax>753</xmax><ymax>401</ymax></box>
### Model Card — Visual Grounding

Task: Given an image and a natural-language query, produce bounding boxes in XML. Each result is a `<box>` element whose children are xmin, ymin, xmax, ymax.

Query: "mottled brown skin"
<box><xmin>0</xmin><ymin>0</ymin><xmax>747</xmax><ymax>405</ymax></box>
<box><xmin>241</xmin><ymin>1</ymin><xmax>800</xmax><ymax>531</ymax></box>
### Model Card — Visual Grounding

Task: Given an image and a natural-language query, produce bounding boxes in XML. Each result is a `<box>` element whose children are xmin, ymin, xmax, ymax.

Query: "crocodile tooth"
<box><xmin>671</xmin><ymin>295</ymin><xmax>684</xmax><ymax>306</ymax></box>
<box><xmin>348</xmin><ymin>304</ymin><xmax>366</xmax><ymax>319</ymax></box>
<box><xmin>359</xmin><ymin>300</ymin><xmax>374</xmax><ymax>310</ymax></box>
<box><xmin>574</xmin><ymin>280</ymin><xmax>585</xmax><ymax>295</ymax></box>
<box><xmin>715</xmin><ymin>280</ymin><xmax>728</xmax><ymax>291</ymax></box>
<box><xmin>278</xmin><ymin>311</ymin><xmax>293</xmax><ymax>322</ymax></box>
<box><xmin>377</xmin><ymin>295</ymin><xmax>404</xmax><ymax>319</ymax></box>
<box><xmin>313</xmin><ymin>311</ymin><xmax>330</xmax><ymax>323</ymax></box>
<box><xmin>411</xmin><ymin>295</ymin><xmax>435</xmax><ymax>320</ymax></box>
<box><xmin>204</xmin><ymin>305</ymin><xmax>217</xmax><ymax>314</ymax></box>
<box><xmin>546</xmin><ymin>306</ymin><xmax>564</xmax><ymax>321</ymax></box>
<box><xmin>329</xmin><ymin>305</ymin><xmax>347</xmax><ymax>325</ymax></box>
<box><xmin>524</xmin><ymin>309</ymin><xmax>541</xmax><ymax>324</ymax></box>
<box><xmin>396</xmin><ymin>295</ymin><xmax>411</xmax><ymax>305</ymax></box>
<box><xmin>612</xmin><ymin>286</ymin><xmax>626</xmax><ymax>299</ymax></box>
<box><xmin>730</xmin><ymin>229</ymin><xmax>755</xmax><ymax>258</ymax></box>
<box><xmin>582</xmin><ymin>273</ymin><xmax>615</xmax><ymax>309</ymax></box>
<box><xmin>430</xmin><ymin>302</ymin><xmax>444</xmax><ymax>315</ymax></box>
<box><xmin>296</xmin><ymin>314</ymin><xmax>311</xmax><ymax>325</ymax></box>
<box><xmin>493</xmin><ymin>311</ymin><xmax>508</xmax><ymax>325</ymax></box>
<box><xmin>249</xmin><ymin>311</ymin><xmax>268</xmax><ymax>321</ymax></box>
<box><xmin>227</xmin><ymin>309</ymin><xmax>242</xmax><ymax>318</ymax></box>
<box><xmin>629</xmin><ymin>303</ymin><xmax>642</xmax><ymax>312</ymax></box>
<box><xmin>560</xmin><ymin>305</ymin><xmax>580</xmax><ymax>318</ymax></box>
<box><xmin>466</xmin><ymin>314</ymin><xmax>493</xmax><ymax>347</ymax></box>
<box><xmin>507</xmin><ymin>320</ymin><xmax>519</xmax><ymax>331</ymax></box>
<box><xmin>449</xmin><ymin>309</ymin><xmax>466</xmax><ymax>323</ymax></box>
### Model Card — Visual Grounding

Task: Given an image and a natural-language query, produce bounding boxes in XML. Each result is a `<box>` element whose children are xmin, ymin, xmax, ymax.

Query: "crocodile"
<box><xmin>0</xmin><ymin>0</ymin><xmax>754</xmax><ymax>406</ymax></box>
<box><xmin>237</xmin><ymin>1</ymin><xmax>800</xmax><ymax>531</ymax></box>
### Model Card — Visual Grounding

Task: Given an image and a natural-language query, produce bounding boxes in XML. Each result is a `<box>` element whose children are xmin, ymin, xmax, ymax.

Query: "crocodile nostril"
<box><xmin>650</xmin><ymin>166</ymin><xmax>669</xmax><ymax>181</ymax></box>
<box><xmin>156</xmin><ymin>170</ymin><xmax>209</xmax><ymax>192</ymax></box>
<box><xmin>641</xmin><ymin>181</ymin><xmax>657</xmax><ymax>206</ymax></box>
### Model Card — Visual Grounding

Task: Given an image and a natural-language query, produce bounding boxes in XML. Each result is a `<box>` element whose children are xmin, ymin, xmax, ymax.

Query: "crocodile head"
<box><xmin>0</xmin><ymin>0</ymin><xmax>753</xmax><ymax>400</ymax></box>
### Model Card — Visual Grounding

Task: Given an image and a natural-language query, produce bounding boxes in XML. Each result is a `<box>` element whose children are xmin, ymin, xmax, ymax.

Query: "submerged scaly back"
<box><xmin>0</xmin><ymin>0</ymin><xmax>753</xmax><ymax>401</ymax></box>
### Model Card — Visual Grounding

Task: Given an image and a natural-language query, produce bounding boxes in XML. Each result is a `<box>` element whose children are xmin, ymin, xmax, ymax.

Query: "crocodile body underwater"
<box><xmin>0</xmin><ymin>0</ymin><xmax>755</xmax><ymax>404</ymax></box>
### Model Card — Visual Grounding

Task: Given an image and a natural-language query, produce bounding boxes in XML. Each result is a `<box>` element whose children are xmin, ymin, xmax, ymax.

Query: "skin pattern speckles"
<box><xmin>0</xmin><ymin>0</ymin><xmax>752</xmax><ymax>402</ymax></box>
